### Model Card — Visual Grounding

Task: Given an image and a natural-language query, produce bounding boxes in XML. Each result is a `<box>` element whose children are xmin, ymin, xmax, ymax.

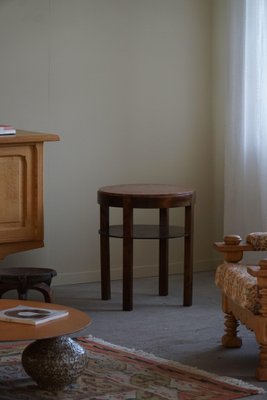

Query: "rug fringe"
<box><xmin>79</xmin><ymin>335</ymin><xmax>265</xmax><ymax>394</ymax></box>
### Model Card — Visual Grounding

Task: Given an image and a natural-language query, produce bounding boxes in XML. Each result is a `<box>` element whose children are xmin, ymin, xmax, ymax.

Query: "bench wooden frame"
<box><xmin>214</xmin><ymin>234</ymin><xmax>267</xmax><ymax>381</ymax></box>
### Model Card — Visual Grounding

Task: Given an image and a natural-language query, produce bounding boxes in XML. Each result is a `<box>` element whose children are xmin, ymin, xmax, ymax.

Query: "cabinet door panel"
<box><xmin>0</xmin><ymin>155</ymin><xmax>24</xmax><ymax>225</ymax></box>
<box><xmin>0</xmin><ymin>145</ymin><xmax>42</xmax><ymax>243</ymax></box>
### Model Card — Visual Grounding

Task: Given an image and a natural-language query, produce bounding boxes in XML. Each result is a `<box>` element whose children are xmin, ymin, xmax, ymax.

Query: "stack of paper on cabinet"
<box><xmin>0</xmin><ymin>125</ymin><xmax>16</xmax><ymax>135</ymax></box>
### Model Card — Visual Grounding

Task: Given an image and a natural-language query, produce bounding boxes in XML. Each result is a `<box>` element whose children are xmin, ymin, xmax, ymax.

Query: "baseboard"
<box><xmin>52</xmin><ymin>258</ymin><xmax>221</xmax><ymax>286</ymax></box>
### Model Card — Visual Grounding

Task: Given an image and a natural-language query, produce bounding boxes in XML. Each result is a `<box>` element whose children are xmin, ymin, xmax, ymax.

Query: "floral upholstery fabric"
<box><xmin>246</xmin><ymin>232</ymin><xmax>267</xmax><ymax>250</ymax></box>
<box><xmin>215</xmin><ymin>263</ymin><xmax>260</xmax><ymax>314</ymax></box>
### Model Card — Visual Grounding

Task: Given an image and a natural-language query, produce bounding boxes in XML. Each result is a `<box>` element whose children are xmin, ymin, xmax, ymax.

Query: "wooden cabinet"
<box><xmin>0</xmin><ymin>130</ymin><xmax>59</xmax><ymax>260</ymax></box>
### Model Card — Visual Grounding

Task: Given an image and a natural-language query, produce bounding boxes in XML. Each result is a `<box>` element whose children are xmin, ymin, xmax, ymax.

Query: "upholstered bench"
<box><xmin>215</xmin><ymin>263</ymin><xmax>259</xmax><ymax>314</ymax></box>
<box><xmin>214</xmin><ymin>233</ymin><xmax>267</xmax><ymax>381</ymax></box>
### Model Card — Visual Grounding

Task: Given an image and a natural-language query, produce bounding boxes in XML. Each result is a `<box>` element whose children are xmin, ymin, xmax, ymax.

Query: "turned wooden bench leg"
<box><xmin>257</xmin><ymin>343</ymin><xmax>267</xmax><ymax>380</ymax></box>
<box><xmin>222</xmin><ymin>312</ymin><xmax>242</xmax><ymax>348</ymax></box>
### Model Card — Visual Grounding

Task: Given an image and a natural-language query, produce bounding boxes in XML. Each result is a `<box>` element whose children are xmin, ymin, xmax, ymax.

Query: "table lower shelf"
<box><xmin>100</xmin><ymin>224</ymin><xmax>186</xmax><ymax>239</ymax></box>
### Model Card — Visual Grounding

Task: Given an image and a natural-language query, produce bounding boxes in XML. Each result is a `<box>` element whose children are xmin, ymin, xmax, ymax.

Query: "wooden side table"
<box><xmin>97</xmin><ymin>184</ymin><xmax>196</xmax><ymax>311</ymax></box>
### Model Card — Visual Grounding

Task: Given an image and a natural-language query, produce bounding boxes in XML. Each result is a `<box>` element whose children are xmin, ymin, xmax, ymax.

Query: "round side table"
<box><xmin>97</xmin><ymin>184</ymin><xmax>196</xmax><ymax>311</ymax></box>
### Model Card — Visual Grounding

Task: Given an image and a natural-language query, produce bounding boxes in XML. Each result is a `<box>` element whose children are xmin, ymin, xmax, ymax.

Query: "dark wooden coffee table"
<box><xmin>98</xmin><ymin>184</ymin><xmax>196</xmax><ymax>311</ymax></box>
<box><xmin>0</xmin><ymin>299</ymin><xmax>91</xmax><ymax>391</ymax></box>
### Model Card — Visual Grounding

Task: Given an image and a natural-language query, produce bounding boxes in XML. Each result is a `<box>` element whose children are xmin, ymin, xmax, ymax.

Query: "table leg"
<box><xmin>123</xmin><ymin>197</ymin><xmax>133</xmax><ymax>311</ymax></box>
<box><xmin>159</xmin><ymin>208</ymin><xmax>169</xmax><ymax>296</ymax></box>
<box><xmin>0</xmin><ymin>284</ymin><xmax>28</xmax><ymax>301</ymax></box>
<box><xmin>100</xmin><ymin>205</ymin><xmax>111</xmax><ymax>300</ymax></box>
<box><xmin>33</xmin><ymin>282</ymin><xmax>54</xmax><ymax>303</ymax></box>
<box><xmin>22</xmin><ymin>336</ymin><xmax>86</xmax><ymax>391</ymax></box>
<box><xmin>183</xmin><ymin>204</ymin><xmax>194</xmax><ymax>306</ymax></box>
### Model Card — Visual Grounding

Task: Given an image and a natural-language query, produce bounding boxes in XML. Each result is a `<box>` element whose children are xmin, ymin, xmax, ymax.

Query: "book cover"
<box><xmin>0</xmin><ymin>125</ymin><xmax>16</xmax><ymax>135</ymax></box>
<box><xmin>0</xmin><ymin>305</ymin><xmax>69</xmax><ymax>325</ymax></box>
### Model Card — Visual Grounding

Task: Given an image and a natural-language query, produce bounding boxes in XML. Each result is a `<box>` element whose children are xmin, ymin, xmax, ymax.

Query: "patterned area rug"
<box><xmin>0</xmin><ymin>336</ymin><xmax>264</xmax><ymax>399</ymax></box>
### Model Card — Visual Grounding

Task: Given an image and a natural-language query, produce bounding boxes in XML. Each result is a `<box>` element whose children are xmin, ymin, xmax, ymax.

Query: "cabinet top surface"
<box><xmin>0</xmin><ymin>130</ymin><xmax>60</xmax><ymax>144</ymax></box>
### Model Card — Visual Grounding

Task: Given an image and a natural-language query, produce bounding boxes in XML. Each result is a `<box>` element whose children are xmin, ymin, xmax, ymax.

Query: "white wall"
<box><xmin>0</xmin><ymin>0</ymin><xmax>215</xmax><ymax>285</ymax></box>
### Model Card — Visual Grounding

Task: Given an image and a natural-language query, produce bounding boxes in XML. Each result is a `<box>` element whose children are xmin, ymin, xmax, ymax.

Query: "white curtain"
<box><xmin>224</xmin><ymin>0</ymin><xmax>267</xmax><ymax>238</ymax></box>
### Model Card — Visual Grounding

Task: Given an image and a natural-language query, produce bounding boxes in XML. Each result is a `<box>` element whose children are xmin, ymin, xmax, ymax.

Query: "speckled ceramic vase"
<box><xmin>22</xmin><ymin>336</ymin><xmax>87</xmax><ymax>391</ymax></box>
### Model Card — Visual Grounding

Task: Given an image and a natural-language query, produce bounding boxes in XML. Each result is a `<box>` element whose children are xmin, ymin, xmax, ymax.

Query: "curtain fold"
<box><xmin>224</xmin><ymin>0</ymin><xmax>267</xmax><ymax>238</ymax></box>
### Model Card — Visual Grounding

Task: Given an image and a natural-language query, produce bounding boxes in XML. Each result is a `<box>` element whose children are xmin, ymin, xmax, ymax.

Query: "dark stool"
<box><xmin>0</xmin><ymin>268</ymin><xmax>57</xmax><ymax>303</ymax></box>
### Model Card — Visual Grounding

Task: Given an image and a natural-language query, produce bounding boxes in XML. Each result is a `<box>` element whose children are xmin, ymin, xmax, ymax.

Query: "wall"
<box><xmin>0</xmin><ymin>0</ymin><xmax>215</xmax><ymax>285</ymax></box>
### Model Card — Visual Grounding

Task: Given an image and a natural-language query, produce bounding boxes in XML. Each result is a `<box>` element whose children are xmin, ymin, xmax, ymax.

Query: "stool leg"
<box><xmin>159</xmin><ymin>208</ymin><xmax>169</xmax><ymax>296</ymax></box>
<box><xmin>18</xmin><ymin>291</ymin><xmax>28</xmax><ymax>300</ymax></box>
<box><xmin>17</xmin><ymin>278</ymin><xmax>28</xmax><ymax>301</ymax></box>
<box><xmin>100</xmin><ymin>205</ymin><xmax>111</xmax><ymax>300</ymax></box>
<box><xmin>183</xmin><ymin>204</ymin><xmax>194</xmax><ymax>306</ymax></box>
<box><xmin>0</xmin><ymin>284</ymin><xmax>16</xmax><ymax>299</ymax></box>
<box><xmin>33</xmin><ymin>283</ymin><xmax>54</xmax><ymax>303</ymax></box>
<box><xmin>123</xmin><ymin>197</ymin><xmax>133</xmax><ymax>311</ymax></box>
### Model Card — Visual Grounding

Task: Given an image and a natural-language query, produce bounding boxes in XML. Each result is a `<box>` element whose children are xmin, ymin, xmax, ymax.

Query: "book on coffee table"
<box><xmin>0</xmin><ymin>305</ymin><xmax>69</xmax><ymax>325</ymax></box>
